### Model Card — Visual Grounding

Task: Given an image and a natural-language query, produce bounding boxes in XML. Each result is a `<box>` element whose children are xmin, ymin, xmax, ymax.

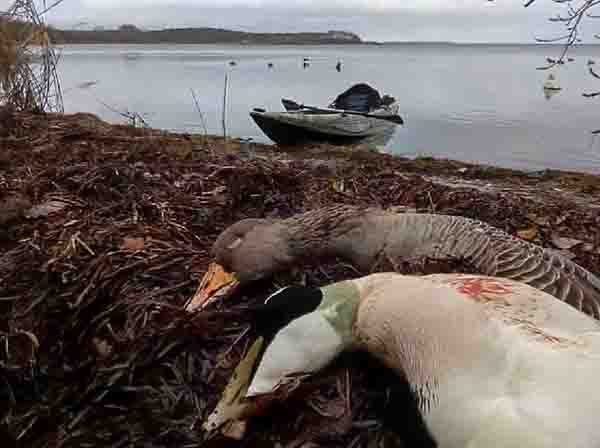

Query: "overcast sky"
<box><xmin>4</xmin><ymin>0</ymin><xmax>598</xmax><ymax>43</ymax></box>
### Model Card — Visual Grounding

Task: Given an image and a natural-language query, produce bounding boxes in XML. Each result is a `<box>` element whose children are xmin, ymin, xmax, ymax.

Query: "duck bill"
<box><xmin>202</xmin><ymin>337</ymin><xmax>270</xmax><ymax>435</ymax></box>
<box><xmin>185</xmin><ymin>262</ymin><xmax>239</xmax><ymax>312</ymax></box>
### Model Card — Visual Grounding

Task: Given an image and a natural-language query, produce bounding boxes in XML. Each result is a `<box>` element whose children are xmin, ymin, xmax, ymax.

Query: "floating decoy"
<box><xmin>543</xmin><ymin>73</ymin><xmax>561</xmax><ymax>92</ymax></box>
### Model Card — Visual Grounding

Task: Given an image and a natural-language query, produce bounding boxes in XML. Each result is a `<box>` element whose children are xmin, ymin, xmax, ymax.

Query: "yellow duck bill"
<box><xmin>202</xmin><ymin>337</ymin><xmax>265</xmax><ymax>434</ymax></box>
<box><xmin>202</xmin><ymin>335</ymin><xmax>312</xmax><ymax>437</ymax></box>
<box><xmin>185</xmin><ymin>262</ymin><xmax>239</xmax><ymax>311</ymax></box>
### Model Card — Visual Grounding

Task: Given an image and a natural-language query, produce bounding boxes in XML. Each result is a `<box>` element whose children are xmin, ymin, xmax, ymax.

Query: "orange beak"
<box><xmin>185</xmin><ymin>262</ymin><xmax>239</xmax><ymax>312</ymax></box>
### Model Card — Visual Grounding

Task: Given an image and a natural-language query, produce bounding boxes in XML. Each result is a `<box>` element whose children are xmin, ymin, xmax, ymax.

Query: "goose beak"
<box><xmin>202</xmin><ymin>337</ymin><xmax>269</xmax><ymax>436</ymax></box>
<box><xmin>186</xmin><ymin>262</ymin><xmax>239</xmax><ymax>311</ymax></box>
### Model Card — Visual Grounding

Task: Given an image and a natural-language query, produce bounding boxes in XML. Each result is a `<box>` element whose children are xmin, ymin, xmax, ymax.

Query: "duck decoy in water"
<box><xmin>185</xmin><ymin>205</ymin><xmax>600</xmax><ymax>318</ymax></box>
<box><xmin>267</xmin><ymin>62</ymin><xmax>274</xmax><ymax>69</ymax></box>
<box><xmin>229</xmin><ymin>61</ymin><xmax>237</xmax><ymax>66</ymax></box>
<box><xmin>204</xmin><ymin>272</ymin><xmax>600</xmax><ymax>447</ymax></box>
<box><xmin>543</xmin><ymin>73</ymin><xmax>561</xmax><ymax>91</ymax></box>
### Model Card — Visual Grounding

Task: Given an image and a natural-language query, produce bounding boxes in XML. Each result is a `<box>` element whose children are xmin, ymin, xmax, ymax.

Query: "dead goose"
<box><xmin>204</xmin><ymin>272</ymin><xmax>600</xmax><ymax>447</ymax></box>
<box><xmin>185</xmin><ymin>205</ymin><xmax>600</xmax><ymax>318</ymax></box>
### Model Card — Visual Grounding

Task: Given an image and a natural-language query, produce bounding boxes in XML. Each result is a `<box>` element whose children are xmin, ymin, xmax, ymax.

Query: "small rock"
<box><xmin>25</xmin><ymin>199</ymin><xmax>68</xmax><ymax>219</ymax></box>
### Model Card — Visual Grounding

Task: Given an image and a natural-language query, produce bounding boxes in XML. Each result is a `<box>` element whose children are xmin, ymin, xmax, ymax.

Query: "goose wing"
<box><xmin>382</xmin><ymin>213</ymin><xmax>600</xmax><ymax>319</ymax></box>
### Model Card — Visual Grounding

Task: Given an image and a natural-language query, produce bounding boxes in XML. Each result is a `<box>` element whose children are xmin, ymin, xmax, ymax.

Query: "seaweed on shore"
<box><xmin>1</xmin><ymin>110</ymin><xmax>599</xmax><ymax>447</ymax></box>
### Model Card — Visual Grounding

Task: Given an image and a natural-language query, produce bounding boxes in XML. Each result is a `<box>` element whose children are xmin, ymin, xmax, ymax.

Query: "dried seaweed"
<box><xmin>1</xmin><ymin>110</ymin><xmax>600</xmax><ymax>447</ymax></box>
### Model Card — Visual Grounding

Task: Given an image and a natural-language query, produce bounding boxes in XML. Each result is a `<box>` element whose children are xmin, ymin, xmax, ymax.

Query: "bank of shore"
<box><xmin>1</xmin><ymin>110</ymin><xmax>599</xmax><ymax>446</ymax></box>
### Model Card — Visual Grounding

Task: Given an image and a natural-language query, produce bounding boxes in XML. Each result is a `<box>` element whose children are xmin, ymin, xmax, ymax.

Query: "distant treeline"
<box><xmin>49</xmin><ymin>26</ymin><xmax>363</xmax><ymax>45</ymax></box>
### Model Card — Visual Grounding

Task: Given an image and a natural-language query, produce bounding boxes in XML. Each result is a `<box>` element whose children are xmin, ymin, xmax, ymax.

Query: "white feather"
<box><xmin>264</xmin><ymin>286</ymin><xmax>292</xmax><ymax>304</ymax></box>
<box><xmin>246</xmin><ymin>311</ymin><xmax>345</xmax><ymax>397</ymax></box>
<box><xmin>353</xmin><ymin>273</ymin><xmax>600</xmax><ymax>448</ymax></box>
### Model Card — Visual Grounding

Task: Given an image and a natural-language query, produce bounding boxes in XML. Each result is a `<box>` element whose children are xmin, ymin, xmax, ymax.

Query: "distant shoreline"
<box><xmin>51</xmin><ymin>38</ymin><xmax>600</xmax><ymax>48</ymax></box>
<box><xmin>49</xmin><ymin>26</ymin><xmax>365</xmax><ymax>45</ymax></box>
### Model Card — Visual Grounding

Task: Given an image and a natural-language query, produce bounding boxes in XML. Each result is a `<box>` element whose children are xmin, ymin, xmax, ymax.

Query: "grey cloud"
<box><xmin>9</xmin><ymin>0</ymin><xmax>597</xmax><ymax>43</ymax></box>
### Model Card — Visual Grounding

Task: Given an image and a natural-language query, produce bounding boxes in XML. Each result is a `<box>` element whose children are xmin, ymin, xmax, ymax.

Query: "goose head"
<box><xmin>186</xmin><ymin>206</ymin><xmax>373</xmax><ymax>311</ymax></box>
<box><xmin>187</xmin><ymin>217</ymin><xmax>296</xmax><ymax>311</ymax></box>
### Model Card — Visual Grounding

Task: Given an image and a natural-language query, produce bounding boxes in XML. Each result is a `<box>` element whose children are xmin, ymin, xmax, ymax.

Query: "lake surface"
<box><xmin>58</xmin><ymin>43</ymin><xmax>600</xmax><ymax>173</ymax></box>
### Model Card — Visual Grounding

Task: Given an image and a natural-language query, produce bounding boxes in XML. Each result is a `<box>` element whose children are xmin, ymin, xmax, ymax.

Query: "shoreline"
<box><xmin>2</xmin><ymin>110</ymin><xmax>600</xmax><ymax>446</ymax></box>
<box><xmin>3</xmin><ymin>110</ymin><xmax>600</xmax><ymax>241</ymax></box>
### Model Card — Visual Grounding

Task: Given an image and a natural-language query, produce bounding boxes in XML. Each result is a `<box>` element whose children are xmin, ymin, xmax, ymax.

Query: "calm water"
<box><xmin>58</xmin><ymin>43</ymin><xmax>600</xmax><ymax>173</ymax></box>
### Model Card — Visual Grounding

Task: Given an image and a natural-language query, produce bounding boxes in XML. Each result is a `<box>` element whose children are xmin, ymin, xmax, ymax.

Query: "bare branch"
<box><xmin>96</xmin><ymin>98</ymin><xmax>149</xmax><ymax>127</ymax></box>
<box><xmin>190</xmin><ymin>88</ymin><xmax>208</xmax><ymax>143</ymax></box>
<box><xmin>39</xmin><ymin>0</ymin><xmax>66</xmax><ymax>15</ymax></box>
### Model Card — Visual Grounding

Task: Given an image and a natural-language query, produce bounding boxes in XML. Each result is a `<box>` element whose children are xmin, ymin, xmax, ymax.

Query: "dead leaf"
<box><xmin>582</xmin><ymin>243</ymin><xmax>600</xmax><ymax>254</ymax></box>
<box><xmin>121</xmin><ymin>237</ymin><xmax>145</xmax><ymax>251</ymax></box>
<box><xmin>517</xmin><ymin>227</ymin><xmax>537</xmax><ymax>241</ymax></box>
<box><xmin>527</xmin><ymin>213</ymin><xmax>550</xmax><ymax>226</ymax></box>
<box><xmin>552</xmin><ymin>235</ymin><xmax>583</xmax><ymax>250</ymax></box>
<box><xmin>559</xmin><ymin>250</ymin><xmax>577</xmax><ymax>260</ymax></box>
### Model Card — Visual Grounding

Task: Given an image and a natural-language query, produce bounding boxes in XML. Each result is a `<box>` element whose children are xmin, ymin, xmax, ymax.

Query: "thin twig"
<box><xmin>189</xmin><ymin>88</ymin><xmax>208</xmax><ymax>146</ymax></box>
<box><xmin>222</xmin><ymin>73</ymin><xmax>228</xmax><ymax>139</ymax></box>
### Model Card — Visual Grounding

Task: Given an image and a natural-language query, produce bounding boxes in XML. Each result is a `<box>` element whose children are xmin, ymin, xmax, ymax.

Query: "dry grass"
<box><xmin>0</xmin><ymin>0</ymin><xmax>62</xmax><ymax>112</ymax></box>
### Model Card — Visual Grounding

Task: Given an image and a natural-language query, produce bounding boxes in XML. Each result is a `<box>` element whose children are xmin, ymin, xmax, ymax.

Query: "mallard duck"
<box><xmin>204</xmin><ymin>272</ymin><xmax>600</xmax><ymax>447</ymax></box>
<box><xmin>185</xmin><ymin>205</ymin><xmax>600</xmax><ymax>318</ymax></box>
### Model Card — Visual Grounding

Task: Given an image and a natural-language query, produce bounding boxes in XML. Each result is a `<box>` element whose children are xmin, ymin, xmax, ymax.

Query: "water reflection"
<box><xmin>543</xmin><ymin>87</ymin><xmax>560</xmax><ymax>101</ymax></box>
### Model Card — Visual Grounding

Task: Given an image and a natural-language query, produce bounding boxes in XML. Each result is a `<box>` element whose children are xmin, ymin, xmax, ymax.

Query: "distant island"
<box><xmin>49</xmin><ymin>25</ymin><xmax>363</xmax><ymax>45</ymax></box>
